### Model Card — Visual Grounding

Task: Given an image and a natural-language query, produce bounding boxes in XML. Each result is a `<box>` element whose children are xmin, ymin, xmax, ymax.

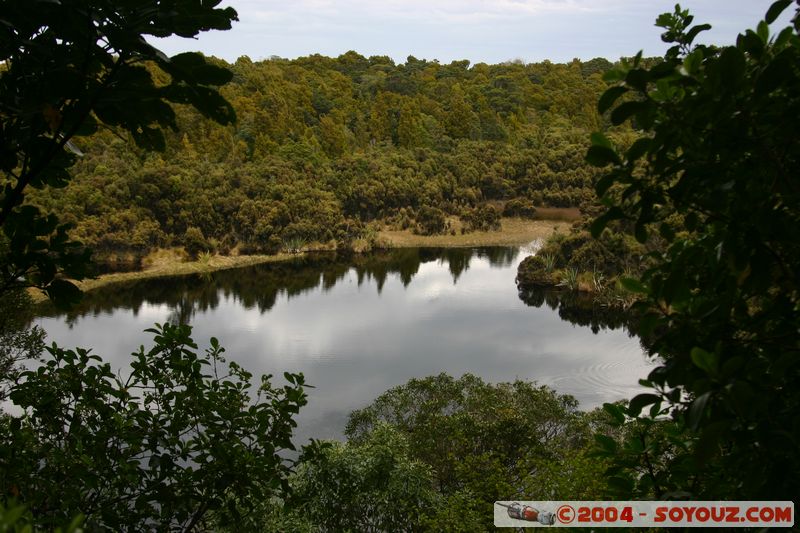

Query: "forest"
<box><xmin>28</xmin><ymin>51</ymin><xmax>625</xmax><ymax>263</ymax></box>
<box><xmin>2</xmin><ymin>0</ymin><xmax>799</xmax><ymax>531</ymax></box>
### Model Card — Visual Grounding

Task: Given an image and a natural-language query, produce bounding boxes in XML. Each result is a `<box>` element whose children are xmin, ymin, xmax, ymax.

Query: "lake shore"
<box><xmin>29</xmin><ymin>218</ymin><xmax>570</xmax><ymax>302</ymax></box>
<box><xmin>378</xmin><ymin>218</ymin><xmax>569</xmax><ymax>247</ymax></box>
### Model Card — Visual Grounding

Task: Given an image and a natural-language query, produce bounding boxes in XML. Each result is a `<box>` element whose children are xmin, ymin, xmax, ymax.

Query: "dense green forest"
<box><xmin>2</xmin><ymin>0</ymin><xmax>799</xmax><ymax>530</ymax></box>
<box><xmin>29</xmin><ymin>53</ymin><xmax>629</xmax><ymax>261</ymax></box>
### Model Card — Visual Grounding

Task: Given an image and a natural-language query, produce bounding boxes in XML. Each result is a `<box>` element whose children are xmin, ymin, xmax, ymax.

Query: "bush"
<box><xmin>503</xmin><ymin>197</ymin><xmax>537</xmax><ymax>218</ymax></box>
<box><xmin>345</xmin><ymin>374</ymin><xmax>602</xmax><ymax>530</ymax></box>
<box><xmin>1</xmin><ymin>323</ymin><xmax>307</xmax><ymax>531</ymax></box>
<box><xmin>266</xmin><ymin>234</ymin><xmax>284</xmax><ymax>255</ymax></box>
<box><xmin>413</xmin><ymin>206</ymin><xmax>448</xmax><ymax>235</ymax></box>
<box><xmin>183</xmin><ymin>226</ymin><xmax>213</xmax><ymax>259</ymax></box>
<box><xmin>287</xmin><ymin>425</ymin><xmax>437</xmax><ymax>532</ymax></box>
<box><xmin>0</xmin><ymin>289</ymin><xmax>45</xmax><ymax>403</ymax></box>
<box><xmin>460</xmin><ymin>204</ymin><xmax>501</xmax><ymax>232</ymax></box>
<box><xmin>588</xmin><ymin>2</ymin><xmax>800</xmax><ymax>500</ymax></box>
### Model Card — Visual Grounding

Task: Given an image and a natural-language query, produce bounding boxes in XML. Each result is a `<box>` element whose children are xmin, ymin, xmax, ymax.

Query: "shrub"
<box><xmin>460</xmin><ymin>204</ymin><xmax>501</xmax><ymax>232</ymax></box>
<box><xmin>502</xmin><ymin>198</ymin><xmax>537</xmax><ymax>219</ymax></box>
<box><xmin>413</xmin><ymin>206</ymin><xmax>448</xmax><ymax>235</ymax></box>
<box><xmin>1</xmin><ymin>324</ymin><xmax>307</xmax><ymax>531</ymax></box>
<box><xmin>183</xmin><ymin>226</ymin><xmax>213</xmax><ymax>259</ymax></box>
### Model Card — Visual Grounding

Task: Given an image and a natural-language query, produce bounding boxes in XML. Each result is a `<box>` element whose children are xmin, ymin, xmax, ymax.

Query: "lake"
<box><xmin>35</xmin><ymin>244</ymin><xmax>653</xmax><ymax>444</ymax></box>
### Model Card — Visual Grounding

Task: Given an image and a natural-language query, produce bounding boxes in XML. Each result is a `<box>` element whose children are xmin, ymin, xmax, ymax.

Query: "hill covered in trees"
<box><xmin>29</xmin><ymin>53</ymin><xmax>633</xmax><ymax>262</ymax></box>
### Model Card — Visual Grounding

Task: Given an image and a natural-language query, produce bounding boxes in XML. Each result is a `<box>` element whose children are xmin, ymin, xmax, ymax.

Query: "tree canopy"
<box><xmin>587</xmin><ymin>1</ymin><xmax>800</xmax><ymax>499</ymax></box>
<box><xmin>25</xmin><ymin>53</ymin><xmax>623</xmax><ymax>264</ymax></box>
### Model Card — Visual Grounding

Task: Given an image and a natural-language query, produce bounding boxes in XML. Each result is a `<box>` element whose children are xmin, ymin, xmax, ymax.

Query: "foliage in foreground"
<box><xmin>0</xmin><ymin>290</ymin><xmax>45</xmax><ymax>403</ymax></box>
<box><xmin>586</xmin><ymin>2</ymin><xmax>800</xmax><ymax>498</ymax></box>
<box><xmin>0</xmin><ymin>323</ymin><xmax>307</xmax><ymax>531</ymax></box>
<box><xmin>258</xmin><ymin>374</ymin><xmax>611</xmax><ymax>532</ymax></box>
<box><xmin>0</xmin><ymin>0</ymin><xmax>238</xmax><ymax>307</ymax></box>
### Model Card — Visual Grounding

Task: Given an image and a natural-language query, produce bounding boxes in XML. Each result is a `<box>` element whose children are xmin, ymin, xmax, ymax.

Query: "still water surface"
<box><xmin>36</xmin><ymin>245</ymin><xmax>652</xmax><ymax>443</ymax></box>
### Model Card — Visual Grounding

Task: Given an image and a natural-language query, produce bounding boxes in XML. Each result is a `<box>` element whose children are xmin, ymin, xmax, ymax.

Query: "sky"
<box><xmin>152</xmin><ymin>1</ymin><xmax>790</xmax><ymax>65</ymax></box>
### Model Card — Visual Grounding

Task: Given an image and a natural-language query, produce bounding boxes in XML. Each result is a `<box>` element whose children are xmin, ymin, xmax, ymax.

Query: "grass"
<box><xmin>558</xmin><ymin>267</ymin><xmax>580</xmax><ymax>290</ymax></box>
<box><xmin>28</xmin><ymin>250</ymin><xmax>300</xmax><ymax>303</ymax></box>
<box><xmin>533</xmin><ymin>207</ymin><xmax>582</xmax><ymax>222</ymax></box>
<box><xmin>379</xmin><ymin>218</ymin><xmax>569</xmax><ymax>248</ymax></box>
<box><xmin>28</xmin><ymin>218</ymin><xmax>573</xmax><ymax>302</ymax></box>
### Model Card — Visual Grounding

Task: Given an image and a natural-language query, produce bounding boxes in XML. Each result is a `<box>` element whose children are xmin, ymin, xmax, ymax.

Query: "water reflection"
<box><xmin>517</xmin><ymin>286</ymin><xmax>637</xmax><ymax>335</ymax></box>
<box><xmin>38</xmin><ymin>247</ymin><xmax>524</xmax><ymax>326</ymax></box>
<box><xmin>35</xmin><ymin>246</ymin><xmax>652</xmax><ymax>443</ymax></box>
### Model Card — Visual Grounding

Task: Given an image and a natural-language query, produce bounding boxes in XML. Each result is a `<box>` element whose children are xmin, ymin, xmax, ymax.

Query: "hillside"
<box><xmin>29</xmin><ymin>53</ymin><xmax>635</xmax><ymax>263</ymax></box>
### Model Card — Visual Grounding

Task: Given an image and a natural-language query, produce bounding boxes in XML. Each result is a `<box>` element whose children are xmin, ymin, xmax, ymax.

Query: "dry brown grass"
<box><xmin>533</xmin><ymin>207</ymin><xmax>582</xmax><ymax>222</ymax></box>
<box><xmin>379</xmin><ymin>218</ymin><xmax>569</xmax><ymax>248</ymax></box>
<box><xmin>28</xmin><ymin>218</ymin><xmax>572</xmax><ymax>302</ymax></box>
<box><xmin>28</xmin><ymin>251</ymin><xmax>300</xmax><ymax>303</ymax></box>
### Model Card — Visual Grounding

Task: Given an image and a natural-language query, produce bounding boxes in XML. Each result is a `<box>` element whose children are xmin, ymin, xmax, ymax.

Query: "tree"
<box><xmin>346</xmin><ymin>374</ymin><xmax>600</xmax><ymax>530</ymax></box>
<box><xmin>588</xmin><ymin>1</ymin><xmax>800</xmax><ymax>498</ymax></box>
<box><xmin>0</xmin><ymin>4</ymin><xmax>314</xmax><ymax>530</ymax></box>
<box><xmin>287</xmin><ymin>424</ymin><xmax>437</xmax><ymax>533</ymax></box>
<box><xmin>2</xmin><ymin>323</ymin><xmax>307</xmax><ymax>531</ymax></box>
<box><xmin>0</xmin><ymin>0</ymin><xmax>237</xmax><ymax>306</ymax></box>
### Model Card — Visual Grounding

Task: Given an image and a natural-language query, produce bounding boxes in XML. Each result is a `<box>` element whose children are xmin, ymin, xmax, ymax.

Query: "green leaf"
<box><xmin>756</xmin><ymin>48</ymin><xmax>795</xmax><ymax>95</ymax></box>
<box><xmin>648</xmin><ymin>402</ymin><xmax>663</xmax><ymax>418</ymax></box>
<box><xmin>602</xmin><ymin>68</ymin><xmax>627</xmax><ymax>83</ymax></box>
<box><xmin>168</xmin><ymin>52</ymin><xmax>234</xmax><ymax>86</ymax></box>
<box><xmin>694</xmin><ymin>421</ymin><xmax>729</xmax><ymax>463</ymax></box>
<box><xmin>757</xmin><ymin>20</ymin><xmax>770</xmax><ymax>43</ymax></box>
<box><xmin>131</xmin><ymin>126</ymin><xmax>166</xmax><ymax>152</ymax></box>
<box><xmin>766</xmin><ymin>0</ymin><xmax>792</xmax><ymax>24</ymax></box>
<box><xmin>627</xmin><ymin>393</ymin><xmax>661</xmax><ymax>417</ymax></box>
<box><xmin>638</xmin><ymin>313</ymin><xmax>661</xmax><ymax>338</ymax></box>
<box><xmin>684</xmin><ymin>23</ymin><xmax>712</xmax><ymax>45</ymax></box>
<box><xmin>625</xmin><ymin>436</ymin><xmax>644</xmax><ymax>453</ymax></box>
<box><xmin>662</xmin><ymin>271</ymin><xmax>690</xmax><ymax>305</ymax></box>
<box><xmin>717</xmin><ymin>47</ymin><xmax>746</xmax><ymax>86</ymax></box>
<box><xmin>619</xmin><ymin>277</ymin><xmax>647</xmax><ymax>294</ymax></box>
<box><xmin>594</xmin><ymin>434</ymin><xmax>618</xmax><ymax>453</ymax></box>
<box><xmin>607</xmin><ymin>475</ymin><xmax>635</xmax><ymax>494</ymax></box>
<box><xmin>610</xmin><ymin>101</ymin><xmax>647</xmax><ymax>126</ymax></box>
<box><xmin>65</xmin><ymin>513</ymin><xmax>86</xmax><ymax>533</ymax></box>
<box><xmin>684</xmin><ymin>211</ymin><xmax>699</xmax><ymax>231</ymax></box>
<box><xmin>659</xmin><ymin>222</ymin><xmax>675</xmax><ymax>241</ymax></box>
<box><xmin>586</xmin><ymin>145</ymin><xmax>620</xmax><ymax>167</ymax></box>
<box><xmin>603</xmin><ymin>403</ymin><xmax>626</xmax><ymax>425</ymax></box>
<box><xmin>590</xmin><ymin>132</ymin><xmax>613</xmax><ymax>149</ymax></box>
<box><xmin>682</xmin><ymin>49</ymin><xmax>704</xmax><ymax>75</ymax></box>
<box><xmin>687</xmin><ymin>391</ymin><xmax>711</xmax><ymax>430</ymax></box>
<box><xmin>595</xmin><ymin>172</ymin><xmax>617</xmax><ymax>197</ymax></box>
<box><xmin>589</xmin><ymin>207</ymin><xmax>625</xmax><ymax>237</ymax></box>
<box><xmin>738</xmin><ymin>30</ymin><xmax>765</xmax><ymax>55</ymax></box>
<box><xmin>2</xmin><ymin>504</ymin><xmax>26</xmax><ymax>526</ymax></box>
<box><xmin>626</xmin><ymin>137</ymin><xmax>651</xmax><ymax>162</ymax></box>
<box><xmin>774</xmin><ymin>26</ymin><xmax>795</xmax><ymax>48</ymax></box>
<box><xmin>690</xmin><ymin>347</ymin><xmax>718</xmax><ymax>375</ymax></box>
<box><xmin>598</xmin><ymin>86</ymin><xmax>628</xmax><ymax>113</ymax></box>
<box><xmin>625</xmin><ymin>69</ymin><xmax>650</xmax><ymax>91</ymax></box>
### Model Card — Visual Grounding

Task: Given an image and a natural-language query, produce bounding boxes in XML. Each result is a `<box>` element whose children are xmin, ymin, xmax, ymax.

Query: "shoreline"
<box><xmin>377</xmin><ymin>218</ymin><xmax>568</xmax><ymax>248</ymax></box>
<box><xmin>30</xmin><ymin>218</ymin><xmax>569</xmax><ymax>302</ymax></box>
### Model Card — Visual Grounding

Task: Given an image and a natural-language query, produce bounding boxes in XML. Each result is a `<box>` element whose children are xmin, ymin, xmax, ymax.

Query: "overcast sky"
<box><xmin>153</xmin><ymin>1</ymin><xmax>789</xmax><ymax>64</ymax></box>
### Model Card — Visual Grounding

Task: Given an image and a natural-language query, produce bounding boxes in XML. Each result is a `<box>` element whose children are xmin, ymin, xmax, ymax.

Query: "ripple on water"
<box><xmin>546</xmin><ymin>344</ymin><xmax>656</xmax><ymax>408</ymax></box>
